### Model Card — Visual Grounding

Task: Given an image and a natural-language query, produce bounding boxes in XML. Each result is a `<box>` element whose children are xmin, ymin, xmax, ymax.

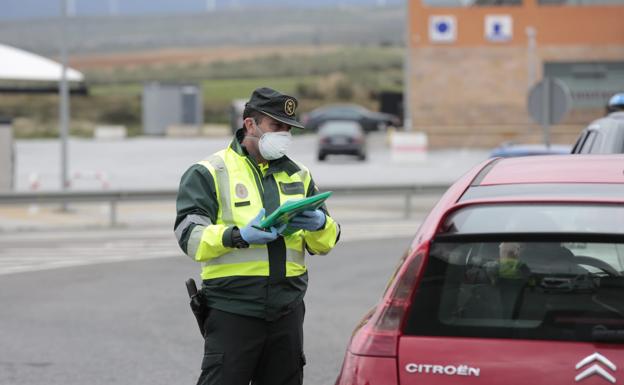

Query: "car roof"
<box><xmin>475</xmin><ymin>154</ymin><xmax>624</xmax><ymax>185</ymax></box>
<box><xmin>311</xmin><ymin>104</ymin><xmax>366</xmax><ymax>114</ymax></box>
<box><xmin>452</xmin><ymin>154</ymin><xmax>624</xmax><ymax>205</ymax></box>
<box><xmin>412</xmin><ymin>155</ymin><xmax>624</xmax><ymax>244</ymax></box>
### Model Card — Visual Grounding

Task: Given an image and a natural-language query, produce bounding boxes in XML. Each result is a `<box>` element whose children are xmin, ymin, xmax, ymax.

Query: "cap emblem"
<box><xmin>284</xmin><ymin>99</ymin><xmax>296</xmax><ymax>116</ymax></box>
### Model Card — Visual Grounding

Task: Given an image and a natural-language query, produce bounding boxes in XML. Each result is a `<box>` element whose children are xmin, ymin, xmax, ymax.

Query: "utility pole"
<box><xmin>59</xmin><ymin>0</ymin><xmax>70</xmax><ymax>205</ymax></box>
<box><xmin>109</xmin><ymin>0</ymin><xmax>119</xmax><ymax>16</ymax></box>
<box><xmin>67</xmin><ymin>0</ymin><xmax>76</xmax><ymax>16</ymax></box>
<box><xmin>402</xmin><ymin>0</ymin><xmax>412</xmax><ymax>131</ymax></box>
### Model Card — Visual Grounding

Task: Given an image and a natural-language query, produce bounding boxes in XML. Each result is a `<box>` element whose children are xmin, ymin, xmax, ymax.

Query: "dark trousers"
<box><xmin>196</xmin><ymin>303</ymin><xmax>305</xmax><ymax>385</ymax></box>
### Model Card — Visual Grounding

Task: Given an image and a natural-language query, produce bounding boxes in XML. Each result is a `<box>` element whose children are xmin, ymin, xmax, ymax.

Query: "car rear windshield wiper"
<box><xmin>591</xmin><ymin>328</ymin><xmax>624</xmax><ymax>342</ymax></box>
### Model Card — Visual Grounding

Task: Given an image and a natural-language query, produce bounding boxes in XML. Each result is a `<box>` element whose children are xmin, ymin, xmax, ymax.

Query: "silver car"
<box><xmin>317</xmin><ymin>121</ymin><xmax>366</xmax><ymax>161</ymax></box>
<box><xmin>571</xmin><ymin>112</ymin><xmax>624</xmax><ymax>154</ymax></box>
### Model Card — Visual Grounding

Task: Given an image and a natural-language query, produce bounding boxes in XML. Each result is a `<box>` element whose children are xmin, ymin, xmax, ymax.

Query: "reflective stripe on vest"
<box><xmin>207</xmin><ymin>154</ymin><xmax>234</xmax><ymax>225</ymax></box>
<box><xmin>174</xmin><ymin>214</ymin><xmax>212</xmax><ymax>243</ymax></box>
<box><xmin>203</xmin><ymin>247</ymin><xmax>304</xmax><ymax>266</ymax></box>
<box><xmin>296</xmin><ymin>167</ymin><xmax>309</xmax><ymax>189</ymax></box>
<box><xmin>187</xmin><ymin>225</ymin><xmax>205</xmax><ymax>259</ymax></box>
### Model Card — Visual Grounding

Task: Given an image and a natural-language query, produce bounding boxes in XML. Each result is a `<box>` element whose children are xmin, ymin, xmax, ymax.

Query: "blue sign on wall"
<box><xmin>485</xmin><ymin>15</ymin><xmax>512</xmax><ymax>42</ymax></box>
<box><xmin>429</xmin><ymin>15</ymin><xmax>457</xmax><ymax>43</ymax></box>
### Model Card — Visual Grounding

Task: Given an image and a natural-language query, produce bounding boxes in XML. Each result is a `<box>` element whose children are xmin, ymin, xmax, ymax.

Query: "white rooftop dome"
<box><xmin>0</xmin><ymin>43</ymin><xmax>84</xmax><ymax>82</ymax></box>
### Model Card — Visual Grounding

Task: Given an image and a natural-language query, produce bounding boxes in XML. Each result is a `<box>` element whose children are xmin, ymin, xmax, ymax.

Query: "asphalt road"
<box><xmin>0</xmin><ymin>235</ymin><xmax>412</xmax><ymax>385</ymax></box>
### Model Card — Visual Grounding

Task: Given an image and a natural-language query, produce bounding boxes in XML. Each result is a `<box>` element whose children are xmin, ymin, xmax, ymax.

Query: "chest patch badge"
<box><xmin>235</xmin><ymin>183</ymin><xmax>249</xmax><ymax>199</ymax></box>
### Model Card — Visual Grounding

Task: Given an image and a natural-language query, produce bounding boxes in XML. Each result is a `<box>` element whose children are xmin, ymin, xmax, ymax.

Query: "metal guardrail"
<box><xmin>0</xmin><ymin>184</ymin><xmax>450</xmax><ymax>226</ymax></box>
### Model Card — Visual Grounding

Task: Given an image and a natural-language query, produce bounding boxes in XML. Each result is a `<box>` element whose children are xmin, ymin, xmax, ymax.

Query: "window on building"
<box><xmin>421</xmin><ymin>0</ymin><xmax>622</xmax><ymax>5</ymax></box>
<box><xmin>544</xmin><ymin>61</ymin><xmax>624</xmax><ymax>109</ymax></box>
<box><xmin>539</xmin><ymin>0</ymin><xmax>624</xmax><ymax>4</ymax></box>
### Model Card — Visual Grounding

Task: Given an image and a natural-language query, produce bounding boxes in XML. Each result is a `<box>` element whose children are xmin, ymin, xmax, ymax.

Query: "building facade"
<box><xmin>406</xmin><ymin>0</ymin><xmax>624</xmax><ymax>147</ymax></box>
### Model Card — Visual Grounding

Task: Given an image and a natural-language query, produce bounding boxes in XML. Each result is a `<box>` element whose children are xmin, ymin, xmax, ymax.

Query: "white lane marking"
<box><xmin>0</xmin><ymin>220</ymin><xmax>420</xmax><ymax>275</ymax></box>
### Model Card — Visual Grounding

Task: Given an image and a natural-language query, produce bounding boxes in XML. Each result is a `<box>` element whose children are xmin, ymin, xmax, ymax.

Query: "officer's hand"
<box><xmin>240</xmin><ymin>208</ymin><xmax>280</xmax><ymax>244</ymax></box>
<box><xmin>288</xmin><ymin>210</ymin><xmax>326</xmax><ymax>231</ymax></box>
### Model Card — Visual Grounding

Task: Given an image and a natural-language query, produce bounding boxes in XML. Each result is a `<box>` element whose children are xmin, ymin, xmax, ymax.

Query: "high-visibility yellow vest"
<box><xmin>184</xmin><ymin>146</ymin><xmax>338</xmax><ymax>281</ymax></box>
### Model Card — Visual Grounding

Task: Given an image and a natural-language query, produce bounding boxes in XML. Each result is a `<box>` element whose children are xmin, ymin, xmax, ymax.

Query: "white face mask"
<box><xmin>252</xmin><ymin>121</ymin><xmax>292</xmax><ymax>160</ymax></box>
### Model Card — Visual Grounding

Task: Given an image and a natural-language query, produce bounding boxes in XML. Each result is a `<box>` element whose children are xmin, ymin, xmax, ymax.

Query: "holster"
<box><xmin>185</xmin><ymin>278</ymin><xmax>210</xmax><ymax>337</ymax></box>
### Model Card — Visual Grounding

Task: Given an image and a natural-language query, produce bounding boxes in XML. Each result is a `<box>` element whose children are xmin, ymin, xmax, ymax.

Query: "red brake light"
<box><xmin>349</xmin><ymin>242</ymin><xmax>428</xmax><ymax>357</ymax></box>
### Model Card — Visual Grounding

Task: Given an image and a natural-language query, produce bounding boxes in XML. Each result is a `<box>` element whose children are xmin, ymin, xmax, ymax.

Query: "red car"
<box><xmin>336</xmin><ymin>154</ymin><xmax>624</xmax><ymax>385</ymax></box>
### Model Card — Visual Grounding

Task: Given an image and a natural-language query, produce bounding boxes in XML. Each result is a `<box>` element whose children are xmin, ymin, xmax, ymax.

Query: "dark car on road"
<box><xmin>335</xmin><ymin>154</ymin><xmax>624</xmax><ymax>385</ymax></box>
<box><xmin>303</xmin><ymin>104</ymin><xmax>399</xmax><ymax>132</ymax></box>
<box><xmin>317</xmin><ymin>121</ymin><xmax>366</xmax><ymax>161</ymax></box>
<box><xmin>571</xmin><ymin>112</ymin><xmax>624</xmax><ymax>154</ymax></box>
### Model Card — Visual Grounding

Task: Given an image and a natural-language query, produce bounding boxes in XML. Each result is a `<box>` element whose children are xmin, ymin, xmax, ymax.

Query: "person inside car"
<box><xmin>482</xmin><ymin>242</ymin><xmax>531</xmax><ymax>284</ymax></box>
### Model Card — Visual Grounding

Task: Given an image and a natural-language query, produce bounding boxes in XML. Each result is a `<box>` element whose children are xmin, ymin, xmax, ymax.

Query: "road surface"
<box><xmin>0</xmin><ymin>232</ymin><xmax>412</xmax><ymax>385</ymax></box>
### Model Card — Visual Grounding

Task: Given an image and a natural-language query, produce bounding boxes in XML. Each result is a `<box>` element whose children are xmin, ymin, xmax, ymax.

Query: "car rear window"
<box><xmin>404</xmin><ymin>239</ymin><xmax>624</xmax><ymax>343</ymax></box>
<box><xmin>318</xmin><ymin>123</ymin><xmax>361</xmax><ymax>135</ymax></box>
<box><xmin>442</xmin><ymin>204</ymin><xmax>624</xmax><ymax>234</ymax></box>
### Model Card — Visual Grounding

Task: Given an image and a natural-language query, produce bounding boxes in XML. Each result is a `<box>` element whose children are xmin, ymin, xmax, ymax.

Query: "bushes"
<box><xmin>295</xmin><ymin>82</ymin><xmax>324</xmax><ymax>99</ymax></box>
<box><xmin>93</xmin><ymin>98</ymin><xmax>141</xmax><ymax>126</ymax></box>
<box><xmin>1</xmin><ymin>45</ymin><xmax>403</xmax><ymax>137</ymax></box>
<box><xmin>334</xmin><ymin>79</ymin><xmax>355</xmax><ymax>100</ymax></box>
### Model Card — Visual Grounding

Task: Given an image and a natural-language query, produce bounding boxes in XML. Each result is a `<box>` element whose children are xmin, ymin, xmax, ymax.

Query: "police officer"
<box><xmin>174</xmin><ymin>87</ymin><xmax>340</xmax><ymax>385</ymax></box>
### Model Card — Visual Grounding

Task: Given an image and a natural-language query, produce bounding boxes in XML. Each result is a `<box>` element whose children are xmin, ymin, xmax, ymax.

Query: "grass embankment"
<box><xmin>2</xmin><ymin>45</ymin><xmax>403</xmax><ymax>138</ymax></box>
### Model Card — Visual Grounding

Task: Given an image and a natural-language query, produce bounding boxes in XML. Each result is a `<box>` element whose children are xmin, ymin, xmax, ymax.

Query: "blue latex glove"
<box><xmin>240</xmin><ymin>208</ymin><xmax>280</xmax><ymax>244</ymax></box>
<box><xmin>289</xmin><ymin>210</ymin><xmax>326</xmax><ymax>231</ymax></box>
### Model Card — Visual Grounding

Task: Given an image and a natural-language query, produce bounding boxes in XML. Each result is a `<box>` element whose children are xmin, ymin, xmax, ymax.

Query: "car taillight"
<box><xmin>349</xmin><ymin>242</ymin><xmax>428</xmax><ymax>357</ymax></box>
<box><xmin>335</xmin><ymin>352</ymin><xmax>398</xmax><ymax>385</ymax></box>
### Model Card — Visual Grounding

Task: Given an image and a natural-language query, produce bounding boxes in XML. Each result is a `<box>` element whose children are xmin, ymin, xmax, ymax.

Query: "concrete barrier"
<box><xmin>390</xmin><ymin>131</ymin><xmax>428</xmax><ymax>163</ymax></box>
<box><xmin>94</xmin><ymin>125</ymin><xmax>127</xmax><ymax>140</ymax></box>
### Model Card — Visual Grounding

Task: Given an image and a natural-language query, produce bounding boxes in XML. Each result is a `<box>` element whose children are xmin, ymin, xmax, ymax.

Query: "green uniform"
<box><xmin>175</xmin><ymin>129</ymin><xmax>340</xmax><ymax>321</ymax></box>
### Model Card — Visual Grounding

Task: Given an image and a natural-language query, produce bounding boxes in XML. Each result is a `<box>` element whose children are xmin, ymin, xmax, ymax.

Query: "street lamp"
<box><xmin>59</xmin><ymin>0</ymin><xmax>70</xmax><ymax>207</ymax></box>
<box><xmin>403</xmin><ymin>0</ymin><xmax>412</xmax><ymax>131</ymax></box>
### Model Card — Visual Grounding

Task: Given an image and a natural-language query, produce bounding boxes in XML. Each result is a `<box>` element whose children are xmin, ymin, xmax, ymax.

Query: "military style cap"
<box><xmin>245</xmin><ymin>87</ymin><xmax>305</xmax><ymax>129</ymax></box>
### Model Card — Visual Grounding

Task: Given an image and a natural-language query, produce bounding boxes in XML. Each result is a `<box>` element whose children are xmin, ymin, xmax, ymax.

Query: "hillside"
<box><xmin>0</xmin><ymin>6</ymin><xmax>405</xmax><ymax>56</ymax></box>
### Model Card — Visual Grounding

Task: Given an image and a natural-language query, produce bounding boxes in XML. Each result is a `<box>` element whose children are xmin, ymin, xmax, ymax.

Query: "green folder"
<box><xmin>258</xmin><ymin>191</ymin><xmax>332</xmax><ymax>235</ymax></box>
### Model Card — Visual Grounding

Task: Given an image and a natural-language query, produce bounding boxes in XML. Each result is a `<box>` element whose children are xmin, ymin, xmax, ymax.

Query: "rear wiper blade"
<box><xmin>591</xmin><ymin>329</ymin><xmax>624</xmax><ymax>342</ymax></box>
